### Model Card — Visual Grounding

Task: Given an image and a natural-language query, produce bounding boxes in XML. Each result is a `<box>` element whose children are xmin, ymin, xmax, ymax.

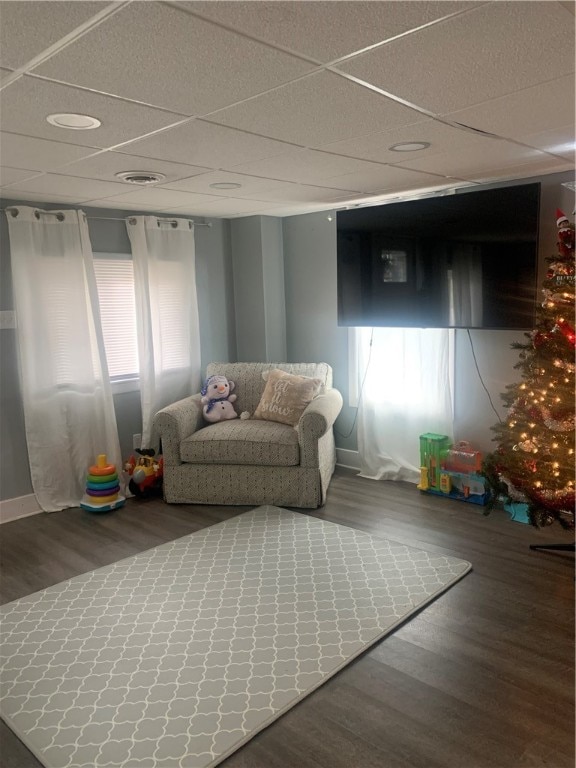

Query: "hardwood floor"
<box><xmin>1</xmin><ymin>467</ymin><xmax>574</xmax><ymax>768</ymax></box>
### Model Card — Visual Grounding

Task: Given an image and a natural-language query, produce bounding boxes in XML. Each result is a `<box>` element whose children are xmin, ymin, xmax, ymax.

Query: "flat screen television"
<box><xmin>337</xmin><ymin>182</ymin><xmax>541</xmax><ymax>329</ymax></box>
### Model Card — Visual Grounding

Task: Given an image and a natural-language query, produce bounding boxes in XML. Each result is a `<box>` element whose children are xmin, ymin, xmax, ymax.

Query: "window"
<box><xmin>93</xmin><ymin>254</ymin><xmax>139</xmax><ymax>385</ymax></box>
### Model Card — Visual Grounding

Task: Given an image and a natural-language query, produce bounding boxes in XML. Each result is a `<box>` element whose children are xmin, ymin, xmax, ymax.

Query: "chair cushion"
<box><xmin>181</xmin><ymin>419</ymin><xmax>300</xmax><ymax>466</ymax></box>
<box><xmin>253</xmin><ymin>369</ymin><xmax>323</xmax><ymax>426</ymax></box>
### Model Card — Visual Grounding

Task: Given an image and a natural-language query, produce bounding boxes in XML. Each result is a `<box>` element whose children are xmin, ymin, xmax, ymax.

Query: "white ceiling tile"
<box><xmin>257</xmin><ymin>204</ymin><xmax>338</xmax><ymax>218</ymax></box>
<box><xmin>53</xmin><ymin>151</ymin><xmax>210</xmax><ymax>184</ymax></box>
<box><xmin>34</xmin><ymin>3</ymin><xmax>316</xmax><ymax>116</ymax></box>
<box><xmin>99</xmin><ymin>188</ymin><xmax>223</xmax><ymax>208</ymax></box>
<box><xmin>209</xmin><ymin>71</ymin><xmax>423</xmax><ymax>146</ymax></box>
<box><xmin>321</xmin><ymin>165</ymin><xmax>448</xmax><ymax>193</ymax></box>
<box><xmin>118</xmin><ymin>120</ymin><xmax>298</xmax><ymax>169</ymax></box>
<box><xmin>459</xmin><ymin>157</ymin><xmax>572</xmax><ymax>183</ymax></box>
<box><xmin>0</xmin><ymin>191</ymin><xmax>84</xmax><ymax>206</ymax></box>
<box><xmin>0</xmin><ymin>76</ymin><xmax>187</xmax><ymax>148</ymax></box>
<box><xmin>394</xmin><ymin>142</ymin><xmax>560</xmax><ymax>177</ymax></box>
<box><xmin>518</xmin><ymin>126</ymin><xmax>575</xmax><ymax>159</ymax></box>
<box><xmin>225</xmin><ymin>149</ymin><xmax>388</xmax><ymax>185</ymax></box>
<box><xmin>240</xmin><ymin>183</ymin><xmax>356</xmax><ymax>203</ymax></box>
<box><xmin>0</xmin><ymin>167</ymin><xmax>43</xmax><ymax>186</ymax></box>
<box><xmin>180</xmin><ymin>1</ymin><xmax>476</xmax><ymax>62</ymax></box>
<box><xmin>81</xmin><ymin>199</ymin><xmax>176</xmax><ymax>212</ymax></box>
<box><xmin>5</xmin><ymin>173</ymin><xmax>132</xmax><ymax>200</ymax></box>
<box><xmin>0</xmin><ymin>67</ymin><xmax>15</xmax><ymax>84</ymax></box>
<box><xmin>443</xmin><ymin>76</ymin><xmax>576</xmax><ymax>141</ymax></box>
<box><xmin>336</xmin><ymin>2</ymin><xmax>576</xmax><ymax>114</ymax></box>
<box><xmin>170</xmin><ymin>197</ymin><xmax>282</xmax><ymax>216</ymax></box>
<box><xmin>161</xmin><ymin>171</ymin><xmax>288</xmax><ymax>197</ymax></box>
<box><xmin>317</xmin><ymin>119</ymin><xmax>494</xmax><ymax>164</ymax></box>
<box><xmin>0</xmin><ymin>1</ymin><xmax>107</xmax><ymax>69</ymax></box>
<box><xmin>0</xmin><ymin>132</ymin><xmax>101</xmax><ymax>172</ymax></box>
<box><xmin>147</xmin><ymin>203</ymin><xmax>233</xmax><ymax>217</ymax></box>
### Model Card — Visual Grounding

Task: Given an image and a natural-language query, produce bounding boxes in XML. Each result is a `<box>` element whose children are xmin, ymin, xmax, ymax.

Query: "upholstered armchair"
<box><xmin>154</xmin><ymin>362</ymin><xmax>343</xmax><ymax>508</ymax></box>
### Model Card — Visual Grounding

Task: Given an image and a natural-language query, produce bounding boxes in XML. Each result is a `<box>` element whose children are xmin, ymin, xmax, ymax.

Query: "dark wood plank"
<box><xmin>1</xmin><ymin>467</ymin><xmax>573</xmax><ymax>768</ymax></box>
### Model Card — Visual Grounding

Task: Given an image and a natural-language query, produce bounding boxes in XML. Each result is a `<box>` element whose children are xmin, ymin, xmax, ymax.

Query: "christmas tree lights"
<box><xmin>484</xmin><ymin>208</ymin><xmax>575</xmax><ymax>528</ymax></box>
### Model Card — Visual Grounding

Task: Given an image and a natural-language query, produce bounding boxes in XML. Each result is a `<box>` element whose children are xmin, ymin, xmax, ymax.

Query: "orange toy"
<box><xmin>89</xmin><ymin>454</ymin><xmax>116</xmax><ymax>476</ymax></box>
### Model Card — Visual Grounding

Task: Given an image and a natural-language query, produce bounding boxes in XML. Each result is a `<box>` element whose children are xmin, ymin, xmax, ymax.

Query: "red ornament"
<box><xmin>556</xmin><ymin>318</ymin><xmax>576</xmax><ymax>347</ymax></box>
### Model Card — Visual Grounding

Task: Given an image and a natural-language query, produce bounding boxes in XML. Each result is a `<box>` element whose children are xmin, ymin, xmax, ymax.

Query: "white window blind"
<box><xmin>93</xmin><ymin>256</ymin><xmax>138</xmax><ymax>380</ymax></box>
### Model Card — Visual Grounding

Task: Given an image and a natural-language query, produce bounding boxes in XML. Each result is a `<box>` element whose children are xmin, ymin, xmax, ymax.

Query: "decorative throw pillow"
<box><xmin>253</xmin><ymin>369</ymin><xmax>323</xmax><ymax>426</ymax></box>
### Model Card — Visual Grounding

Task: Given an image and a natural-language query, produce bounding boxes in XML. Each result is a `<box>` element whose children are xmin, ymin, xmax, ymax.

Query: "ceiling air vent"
<box><xmin>115</xmin><ymin>171</ymin><xmax>166</xmax><ymax>185</ymax></box>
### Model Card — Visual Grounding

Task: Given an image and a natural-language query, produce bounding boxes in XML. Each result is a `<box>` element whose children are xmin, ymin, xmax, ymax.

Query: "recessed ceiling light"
<box><xmin>46</xmin><ymin>113</ymin><xmax>102</xmax><ymax>130</ymax></box>
<box><xmin>389</xmin><ymin>141</ymin><xmax>431</xmax><ymax>152</ymax></box>
<box><xmin>115</xmin><ymin>171</ymin><xmax>166</xmax><ymax>185</ymax></box>
<box><xmin>209</xmin><ymin>182</ymin><xmax>242</xmax><ymax>190</ymax></box>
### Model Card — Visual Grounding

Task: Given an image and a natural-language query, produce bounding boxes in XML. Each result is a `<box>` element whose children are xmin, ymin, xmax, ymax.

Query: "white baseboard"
<box><xmin>0</xmin><ymin>494</ymin><xmax>42</xmax><ymax>524</ymax></box>
<box><xmin>336</xmin><ymin>448</ymin><xmax>361</xmax><ymax>471</ymax></box>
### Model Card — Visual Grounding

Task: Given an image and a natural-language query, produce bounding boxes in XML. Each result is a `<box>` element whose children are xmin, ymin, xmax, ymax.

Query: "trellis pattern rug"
<box><xmin>1</xmin><ymin>506</ymin><xmax>471</xmax><ymax>768</ymax></box>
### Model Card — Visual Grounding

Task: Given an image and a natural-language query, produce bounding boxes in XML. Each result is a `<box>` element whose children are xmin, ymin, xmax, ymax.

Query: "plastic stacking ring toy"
<box><xmin>87</xmin><ymin>473</ymin><xmax>119</xmax><ymax>484</ymax></box>
<box><xmin>89</xmin><ymin>453</ymin><xmax>116</xmax><ymax>476</ymax></box>
<box><xmin>80</xmin><ymin>454</ymin><xmax>125</xmax><ymax>514</ymax></box>
<box><xmin>86</xmin><ymin>485</ymin><xmax>121</xmax><ymax>497</ymax></box>
<box><xmin>89</xmin><ymin>463</ymin><xmax>116</xmax><ymax>476</ymax></box>
<box><xmin>81</xmin><ymin>499</ymin><xmax>125</xmax><ymax>513</ymax></box>
<box><xmin>86</xmin><ymin>479</ymin><xmax>120</xmax><ymax>492</ymax></box>
<box><xmin>84</xmin><ymin>492</ymin><xmax>119</xmax><ymax>505</ymax></box>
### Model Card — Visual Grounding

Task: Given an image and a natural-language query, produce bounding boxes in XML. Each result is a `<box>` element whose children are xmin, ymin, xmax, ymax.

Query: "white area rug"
<box><xmin>1</xmin><ymin>506</ymin><xmax>471</xmax><ymax>768</ymax></box>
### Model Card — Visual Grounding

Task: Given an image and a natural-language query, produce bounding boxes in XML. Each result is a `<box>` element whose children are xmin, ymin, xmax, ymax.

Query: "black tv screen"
<box><xmin>337</xmin><ymin>182</ymin><xmax>541</xmax><ymax>329</ymax></box>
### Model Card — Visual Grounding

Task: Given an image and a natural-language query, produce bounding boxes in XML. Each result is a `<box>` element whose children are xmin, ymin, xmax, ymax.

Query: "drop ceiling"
<box><xmin>0</xmin><ymin>0</ymin><xmax>574</xmax><ymax>218</ymax></box>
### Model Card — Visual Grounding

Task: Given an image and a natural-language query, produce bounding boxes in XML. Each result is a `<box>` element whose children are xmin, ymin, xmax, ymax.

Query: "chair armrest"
<box><xmin>154</xmin><ymin>394</ymin><xmax>204</xmax><ymax>466</ymax></box>
<box><xmin>297</xmin><ymin>389</ymin><xmax>343</xmax><ymax>466</ymax></box>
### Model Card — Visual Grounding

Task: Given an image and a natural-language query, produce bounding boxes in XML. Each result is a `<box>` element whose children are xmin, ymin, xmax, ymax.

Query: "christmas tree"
<box><xmin>484</xmin><ymin>208</ymin><xmax>575</xmax><ymax>529</ymax></box>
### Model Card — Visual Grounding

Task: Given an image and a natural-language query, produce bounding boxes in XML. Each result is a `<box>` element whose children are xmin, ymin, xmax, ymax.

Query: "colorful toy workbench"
<box><xmin>417</xmin><ymin>433</ymin><xmax>490</xmax><ymax>506</ymax></box>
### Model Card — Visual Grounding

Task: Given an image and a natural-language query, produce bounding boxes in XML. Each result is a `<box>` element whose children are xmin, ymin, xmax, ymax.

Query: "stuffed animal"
<box><xmin>204</xmin><ymin>399</ymin><xmax>239</xmax><ymax>423</ymax></box>
<box><xmin>201</xmin><ymin>374</ymin><xmax>239</xmax><ymax>423</ymax></box>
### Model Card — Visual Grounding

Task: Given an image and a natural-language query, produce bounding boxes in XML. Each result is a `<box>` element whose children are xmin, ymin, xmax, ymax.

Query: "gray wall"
<box><xmin>0</xmin><ymin>200</ymin><xmax>235</xmax><ymax>501</ymax></box>
<box><xmin>282</xmin><ymin>171</ymin><xmax>575</xmax><ymax>457</ymax></box>
<box><xmin>231</xmin><ymin>218</ymin><xmax>267</xmax><ymax>361</ymax></box>
<box><xmin>261</xmin><ymin>217</ymin><xmax>287</xmax><ymax>362</ymax></box>
<box><xmin>282</xmin><ymin>211</ymin><xmax>353</xmax><ymax>448</ymax></box>
<box><xmin>230</xmin><ymin>216</ymin><xmax>286</xmax><ymax>362</ymax></box>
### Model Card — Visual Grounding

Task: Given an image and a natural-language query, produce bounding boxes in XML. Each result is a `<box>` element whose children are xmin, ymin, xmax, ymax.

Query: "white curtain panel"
<box><xmin>6</xmin><ymin>207</ymin><xmax>122</xmax><ymax>512</ymax></box>
<box><xmin>354</xmin><ymin>327</ymin><xmax>454</xmax><ymax>483</ymax></box>
<box><xmin>449</xmin><ymin>244</ymin><xmax>483</xmax><ymax>328</ymax></box>
<box><xmin>127</xmin><ymin>216</ymin><xmax>201</xmax><ymax>448</ymax></box>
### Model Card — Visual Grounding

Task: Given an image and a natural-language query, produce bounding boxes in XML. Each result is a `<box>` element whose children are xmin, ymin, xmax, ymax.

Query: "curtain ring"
<box><xmin>9</xmin><ymin>208</ymin><xmax>18</xmax><ymax>218</ymax></box>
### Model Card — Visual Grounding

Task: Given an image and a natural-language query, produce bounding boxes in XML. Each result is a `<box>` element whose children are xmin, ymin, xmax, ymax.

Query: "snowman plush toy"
<box><xmin>200</xmin><ymin>374</ymin><xmax>242</xmax><ymax>423</ymax></box>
